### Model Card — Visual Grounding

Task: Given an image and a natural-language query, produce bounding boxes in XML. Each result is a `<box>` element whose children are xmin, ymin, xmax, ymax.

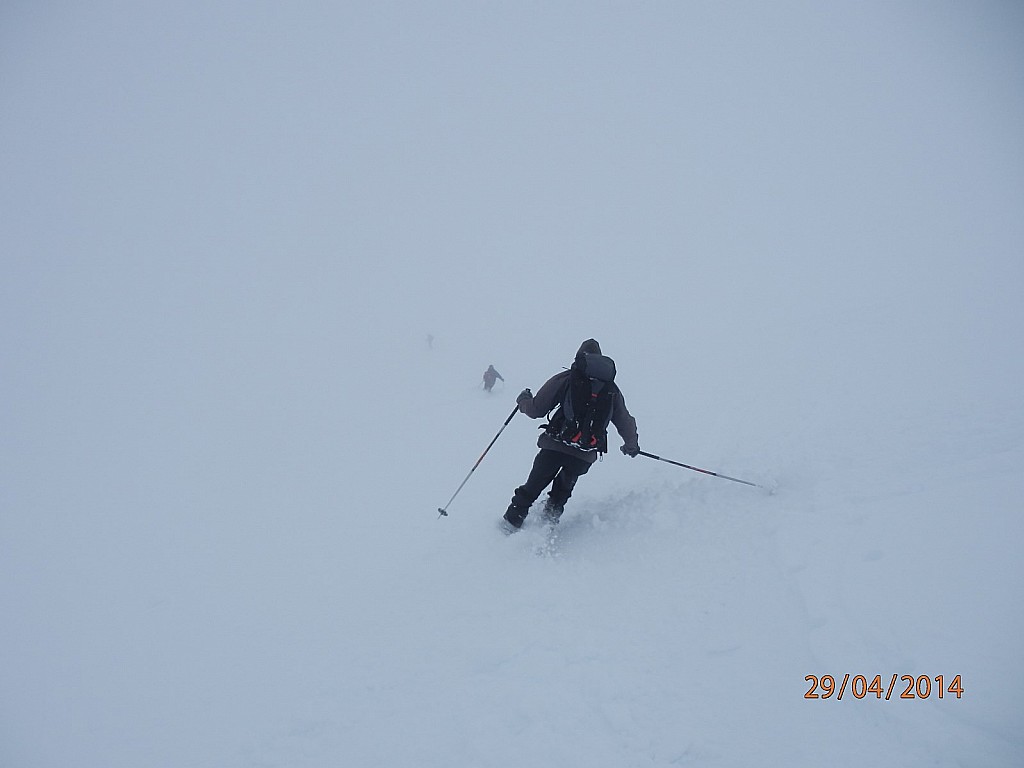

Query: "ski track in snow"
<box><xmin>221</xmin><ymin>406</ymin><xmax>1024</xmax><ymax>768</ymax></box>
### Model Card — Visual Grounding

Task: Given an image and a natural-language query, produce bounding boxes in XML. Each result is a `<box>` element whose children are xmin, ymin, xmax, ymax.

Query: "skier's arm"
<box><xmin>611</xmin><ymin>391</ymin><xmax>640</xmax><ymax>454</ymax></box>
<box><xmin>516</xmin><ymin>371</ymin><xmax>568</xmax><ymax>419</ymax></box>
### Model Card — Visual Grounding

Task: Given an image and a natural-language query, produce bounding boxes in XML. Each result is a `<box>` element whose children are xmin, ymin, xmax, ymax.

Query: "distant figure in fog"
<box><xmin>426</xmin><ymin>334</ymin><xmax>434</xmax><ymax>349</ymax></box>
<box><xmin>482</xmin><ymin>365</ymin><xmax>504</xmax><ymax>392</ymax></box>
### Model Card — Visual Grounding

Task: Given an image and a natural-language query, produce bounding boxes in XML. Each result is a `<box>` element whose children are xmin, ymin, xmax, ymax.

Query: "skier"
<box><xmin>482</xmin><ymin>365</ymin><xmax>504</xmax><ymax>392</ymax></box>
<box><xmin>502</xmin><ymin>339</ymin><xmax>639</xmax><ymax>530</ymax></box>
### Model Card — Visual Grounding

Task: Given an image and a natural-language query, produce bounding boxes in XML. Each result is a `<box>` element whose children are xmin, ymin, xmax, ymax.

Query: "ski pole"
<box><xmin>437</xmin><ymin>405</ymin><xmax>519</xmax><ymax>518</ymax></box>
<box><xmin>638</xmin><ymin>450</ymin><xmax>764</xmax><ymax>489</ymax></box>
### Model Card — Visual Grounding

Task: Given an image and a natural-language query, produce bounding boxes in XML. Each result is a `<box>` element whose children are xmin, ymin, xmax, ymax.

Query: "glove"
<box><xmin>620</xmin><ymin>444</ymin><xmax>640</xmax><ymax>458</ymax></box>
<box><xmin>516</xmin><ymin>388</ymin><xmax>533</xmax><ymax>404</ymax></box>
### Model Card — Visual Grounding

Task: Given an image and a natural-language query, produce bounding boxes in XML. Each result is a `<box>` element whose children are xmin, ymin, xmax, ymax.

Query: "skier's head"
<box><xmin>573</xmin><ymin>339</ymin><xmax>602</xmax><ymax>372</ymax></box>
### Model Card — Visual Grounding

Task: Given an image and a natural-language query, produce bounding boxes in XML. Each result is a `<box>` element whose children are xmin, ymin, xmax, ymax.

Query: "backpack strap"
<box><xmin>549</xmin><ymin>372</ymin><xmax>616</xmax><ymax>452</ymax></box>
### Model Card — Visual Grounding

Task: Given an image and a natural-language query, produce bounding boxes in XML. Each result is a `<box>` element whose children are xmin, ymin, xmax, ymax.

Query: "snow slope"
<box><xmin>2</xmin><ymin>2</ymin><xmax>1023</xmax><ymax>766</ymax></box>
<box><xmin>3</xmin><ymin>333</ymin><xmax>1021</xmax><ymax>767</ymax></box>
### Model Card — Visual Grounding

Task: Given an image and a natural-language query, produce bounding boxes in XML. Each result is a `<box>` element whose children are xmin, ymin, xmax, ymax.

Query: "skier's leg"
<box><xmin>504</xmin><ymin>450</ymin><xmax>561</xmax><ymax>527</ymax></box>
<box><xmin>545</xmin><ymin>455</ymin><xmax>592</xmax><ymax>517</ymax></box>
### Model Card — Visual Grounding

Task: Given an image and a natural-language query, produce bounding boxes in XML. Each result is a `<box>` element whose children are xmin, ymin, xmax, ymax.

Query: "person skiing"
<box><xmin>502</xmin><ymin>339</ymin><xmax>639</xmax><ymax>530</ymax></box>
<box><xmin>482</xmin><ymin>365</ymin><xmax>504</xmax><ymax>392</ymax></box>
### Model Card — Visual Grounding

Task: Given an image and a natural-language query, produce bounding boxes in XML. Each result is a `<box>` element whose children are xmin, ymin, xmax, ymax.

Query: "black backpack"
<box><xmin>543</xmin><ymin>353</ymin><xmax>618</xmax><ymax>453</ymax></box>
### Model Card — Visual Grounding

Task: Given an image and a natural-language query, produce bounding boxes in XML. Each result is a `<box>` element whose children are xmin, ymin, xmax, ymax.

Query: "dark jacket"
<box><xmin>516</xmin><ymin>342</ymin><xmax>639</xmax><ymax>465</ymax></box>
<box><xmin>483</xmin><ymin>366</ymin><xmax>503</xmax><ymax>386</ymax></box>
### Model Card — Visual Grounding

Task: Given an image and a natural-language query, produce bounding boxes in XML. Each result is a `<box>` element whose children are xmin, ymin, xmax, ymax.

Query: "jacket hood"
<box><xmin>576</xmin><ymin>338</ymin><xmax>602</xmax><ymax>356</ymax></box>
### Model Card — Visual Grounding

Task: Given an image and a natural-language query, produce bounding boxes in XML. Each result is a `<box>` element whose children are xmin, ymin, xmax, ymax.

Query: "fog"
<box><xmin>2</xmin><ymin>2</ymin><xmax>1023</xmax><ymax>766</ymax></box>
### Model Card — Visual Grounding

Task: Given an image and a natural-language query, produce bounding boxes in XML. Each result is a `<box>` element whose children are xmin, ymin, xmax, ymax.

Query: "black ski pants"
<box><xmin>507</xmin><ymin>448</ymin><xmax>592</xmax><ymax>523</ymax></box>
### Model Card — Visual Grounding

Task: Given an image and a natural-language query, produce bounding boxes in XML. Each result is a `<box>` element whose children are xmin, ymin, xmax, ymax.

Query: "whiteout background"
<box><xmin>2</xmin><ymin>2</ymin><xmax>1022</xmax><ymax>766</ymax></box>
